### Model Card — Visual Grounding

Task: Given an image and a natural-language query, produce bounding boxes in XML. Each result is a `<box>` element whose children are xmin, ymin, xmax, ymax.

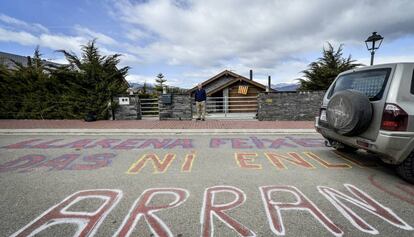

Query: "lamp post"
<box><xmin>365</xmin><ymin>32</ymin><xmax>384</xmax><ymax>65</ymax></box>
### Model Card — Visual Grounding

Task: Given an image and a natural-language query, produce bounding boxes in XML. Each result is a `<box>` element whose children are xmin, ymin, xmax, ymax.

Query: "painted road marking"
<box><xmin>114</xmin><ymin>188</ymin><xmax>189</xmax><ymax>237</ymax></box>
<box><xmin>9</xmin><ymin>185</ymin><xmax>413</xmax><ymax>236</ymax></box>
<box><xmin>201</xmin><ymin>186</ymin><xmax>255</xmax><ymax>237</ymax></box>
<box><xmin>318</xmin><ymin>184</ymin><xmax>413</xmax><ymax>234</ymax></box>
<box><xmin>127</xmin><ymin>153</ymin><xmax>176</xmax><ymax>174</ymax></box>
<box><xmin>11</xmin><ymin>189</ymin><xmax>122</xmax><ymax>237</ymax></box>
<box><xmin>264</xmin><ymin>152</ymin><xmax>315</xmax><ymax>169</ymax></box>
<box><xmin>2</xmin><ymin>136</ymin><xmax>325</xmax><ymax>150</ymax></box>
<box><xmin>259</xmin><ymin>185</ymin><xmax>343</xmax><ymax>236</ymax></box>
<box><xmin>1</xmin><ymin>151</ymin><xmax>384</xmax><ymax>174</ymax></box>
<box><xmin>0</xmin><ymin>153</ymin><xmax>116</xmax><ymax>172</ymax></box>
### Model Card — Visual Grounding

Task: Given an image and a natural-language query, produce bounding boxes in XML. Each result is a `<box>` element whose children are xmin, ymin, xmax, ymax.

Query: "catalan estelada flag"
<box><xmin>238</xmin><ymin>85</ymin><xmax>249</xmax><ymax>95</ymax></box>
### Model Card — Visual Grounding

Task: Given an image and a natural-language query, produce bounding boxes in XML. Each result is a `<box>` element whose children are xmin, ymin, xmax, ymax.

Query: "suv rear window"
<box><xmin>328</xmin><ymin>68</ymin><xmax>391</xmax><ymax>101</ymax></box>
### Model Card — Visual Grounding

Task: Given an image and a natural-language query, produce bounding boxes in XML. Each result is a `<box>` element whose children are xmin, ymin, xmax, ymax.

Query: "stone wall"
<box><xmin>257</xmin><ymin>91</ymin><xmax>325</xmax><ymax>121</ymax></box>
<box><xmin>112</xmin><ymin>95</ymin><xmax>141</xmax><ymax>120</ymax></box>
<box><xmin>159</xmin><ymin>94</ymin><xmax>193</xmax><ymax>120</ymax></box>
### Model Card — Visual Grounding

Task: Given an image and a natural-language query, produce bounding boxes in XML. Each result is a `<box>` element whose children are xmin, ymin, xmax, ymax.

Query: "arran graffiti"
<box><xmin>114</xmin><ymin>188</ymin><xmax>189</xmax><ymax>237</ymax></box>
<box><xmin>201</xmin><ymin>186</ymin><xmax>256</xmax><ymax>237</ymax></box>
<box><xmin>10</xmin><ymin>185</ymin><xmax>413</xmax><ymax>236</ymax></box>
<box><xmin>369</xmin><ymin>174</ymin><xmax>414</xmax><ymax>206</ymax></box>
<box><xmin>318</xmin><ymin>184</ymin><xmax>413</xmax><ymax>234</ymax></box>
<box><xmin>11</xmin><ymin>189</ymin><xmax>122</xmax><ymax>237</ymax></box>
<box><xmin>259</xmin><ymin>185</ymin><xmax>343</xmax><ymax>236</ymax></box>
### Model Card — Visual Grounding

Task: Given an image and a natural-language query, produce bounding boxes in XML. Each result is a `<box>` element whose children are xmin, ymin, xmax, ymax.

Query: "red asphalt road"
<box><xmin>0</xmin><ymin>119</ymin><xmax>314</xmax><ymax>129</ymax></box>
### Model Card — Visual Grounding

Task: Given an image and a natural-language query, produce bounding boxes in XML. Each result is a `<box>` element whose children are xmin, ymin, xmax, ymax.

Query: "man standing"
<box><xmin>194</xmin><ymin>83</ymin><xmax>207</xmax><ymax>121</ymax></box>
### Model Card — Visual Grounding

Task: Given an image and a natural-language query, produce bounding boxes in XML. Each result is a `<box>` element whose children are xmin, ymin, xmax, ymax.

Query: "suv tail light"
<box><xmin>381</xmin><ymin>103</ymin><xmax>408</xmax><ymax>131</ymax></box>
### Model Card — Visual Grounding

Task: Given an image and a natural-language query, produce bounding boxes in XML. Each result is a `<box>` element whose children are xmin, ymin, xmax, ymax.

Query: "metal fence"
<box><xmin>194</xmin><ymin>96</ymin><xmax>258</xmax><ymax>118</ymax></box>
<box><xmin>140</xmin><ymin>98</ymin><xmax>159</xmax><ymax>117</ymax></box>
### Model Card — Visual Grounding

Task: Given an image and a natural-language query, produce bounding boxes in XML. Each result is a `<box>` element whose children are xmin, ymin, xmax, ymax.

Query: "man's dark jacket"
<box><xmin>195</xmin><ymin>89</ymin><xmax>207</xmax><ymax>102</ymax></box>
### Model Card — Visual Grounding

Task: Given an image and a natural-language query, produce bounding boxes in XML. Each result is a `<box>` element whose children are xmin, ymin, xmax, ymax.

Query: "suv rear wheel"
<box><xmin>396</xmin><ymin>151</ymin><xmax>414</xmax><ymax>184</ymax></box>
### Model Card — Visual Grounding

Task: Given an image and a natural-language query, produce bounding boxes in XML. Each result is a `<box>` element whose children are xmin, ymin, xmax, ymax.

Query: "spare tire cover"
<box><xmin>326</xmin><ymin>89</ymin><xmax>372</xmax><ymax>136</ymax></box>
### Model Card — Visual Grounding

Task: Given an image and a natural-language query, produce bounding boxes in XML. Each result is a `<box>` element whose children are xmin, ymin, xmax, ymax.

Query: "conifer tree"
<box><xmin>298</xmin><ymin>43</ymin><xmax>363</xmax><ymax>91</ymax></box>
<box><xmin>57</xmin><ymin>40</ymin><xmax>129</xmax><ymax>119</ymax></box>
<box><xmin>155</xmin><ymin>73</ymin><xmax>166</xmax><ymax>93</ymax></box>
<box><xmin>1</xmin><ymin>46</ymin><xmax>63</xmax><ymax>119</ymax></box>
<box><xmin>142</xmin><ymin>81</ymin><xmax>148</xmax><ymax>95</ymax></box>
<box><xmin>0</xmin><ymin>41</ymin><xmax>129</xmax><ymax>119</ymax></box>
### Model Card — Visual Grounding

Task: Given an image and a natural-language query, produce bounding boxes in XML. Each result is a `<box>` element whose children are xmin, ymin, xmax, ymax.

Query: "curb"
<box><xmin>0</xmin><ymin>129</ymin><xmax>318</xmax><ymax>135</ymax></box>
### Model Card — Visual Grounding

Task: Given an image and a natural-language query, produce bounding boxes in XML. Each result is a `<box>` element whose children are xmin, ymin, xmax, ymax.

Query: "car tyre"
<box><xmin>326</xmin><ymin>90</ymin><xmax>372</xmax><ymax>136</ymax></box>
<box><xmin>396</xmin><ymin>151</ymin><xmax>414</xmax><ymax>184</ymax></box>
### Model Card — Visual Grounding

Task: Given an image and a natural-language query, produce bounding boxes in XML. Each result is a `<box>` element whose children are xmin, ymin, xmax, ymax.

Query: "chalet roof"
<box><xmin>188</xmin><ymin>70</ymin><xmax>272</xmax><ymax>94</ymax></box>
<box><xmin>207</xmin><ymin>76</ymin><xmax>270</xmax><ymax>95</ymax></box>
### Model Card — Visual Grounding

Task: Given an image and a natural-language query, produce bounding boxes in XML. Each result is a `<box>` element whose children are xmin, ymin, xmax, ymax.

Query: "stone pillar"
<box><xmin>159</xmin><ymin>94</ymin><xmax>193</xmax><ymax>120</ymax></box>
<box><xmin>112</xmin><ymin>95</ymin><xmax>142</xmax><ymax>120</ymax></box>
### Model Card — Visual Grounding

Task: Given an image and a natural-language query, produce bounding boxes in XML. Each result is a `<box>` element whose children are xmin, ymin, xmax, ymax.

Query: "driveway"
<box><xmin>0</xmin><ymin>133</ymin><xmax>413</xmax><ymax>236</ymax></box>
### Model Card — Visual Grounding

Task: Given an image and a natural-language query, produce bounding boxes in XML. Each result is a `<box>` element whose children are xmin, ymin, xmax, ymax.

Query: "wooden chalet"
<box><xmin>189</xmin><ymin>70</ymin><xmax>275</xmax><ymax>113</ymax></box>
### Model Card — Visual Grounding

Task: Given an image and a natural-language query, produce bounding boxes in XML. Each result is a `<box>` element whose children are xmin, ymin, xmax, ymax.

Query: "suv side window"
<box><xmin>411</xmin><ymin>69</ymin><xmax>414</xmax><ymax>94</ymax></box>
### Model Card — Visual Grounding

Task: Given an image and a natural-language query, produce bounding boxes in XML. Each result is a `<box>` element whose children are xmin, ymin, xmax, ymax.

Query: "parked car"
<box><xmin>315</xmin><ymin>63</ymin><xmax>414</xmax><ymax>183</ymax></box>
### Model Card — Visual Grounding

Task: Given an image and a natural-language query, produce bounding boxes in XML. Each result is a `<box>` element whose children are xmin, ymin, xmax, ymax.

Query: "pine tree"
<box><xmin>57</xmin><ymin>40</ymin><xmax>129</xmax><ymax>120</ymax></box>
<box><xmin>1</xmin><ymin>46</ymin><xmax>63</xmax><ymax>119</ymax></box>
<box><xmin>0</xmin><ymin>41</ymin><xmax>130</xmax><ymax>119</ymax></box>
<box><xmin>0</xmin><ymin>63</ymin><xmax>15</xmax><ymax>118</ymax></box>
<box><xmin>155</xmin><ymin>73</ymin><xmax>166</xmax><ymax>93</ymax></box>
<box><xmin>298</xmin><ymin>43</ymin><xmax>363</xmax><ymax>91</ymax></box>
<box><xmin>142</xmin><ymin>81</ymin><xmax>148</xmax><ymax>95</ymax></box>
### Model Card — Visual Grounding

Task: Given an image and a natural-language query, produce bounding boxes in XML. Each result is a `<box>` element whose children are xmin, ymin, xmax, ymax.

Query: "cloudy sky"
<box><xmin>1</xmin><ymin>0</ymin><xmax>414</xmax><ymax>88</ymax></box>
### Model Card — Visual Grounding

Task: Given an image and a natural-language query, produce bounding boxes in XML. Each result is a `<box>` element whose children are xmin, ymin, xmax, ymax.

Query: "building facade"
<box><xmin>189</xmin><ymin>70</ymin><xmax>275</xmax><ymax>113</ymax></box>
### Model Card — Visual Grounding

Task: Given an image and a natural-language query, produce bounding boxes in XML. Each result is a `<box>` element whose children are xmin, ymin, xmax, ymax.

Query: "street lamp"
<box><xmin>365</xmin><ymin>32</ymin><xmax>384</xmax><ymax>65</ymax></box>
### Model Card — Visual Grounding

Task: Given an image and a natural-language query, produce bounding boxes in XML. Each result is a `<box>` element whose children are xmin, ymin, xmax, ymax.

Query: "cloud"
<box><xmin>0</xmin><ymin>27</ymin><xmax>38</xmax><ymax>45</ymax></box>
<box><xmin>2</xmin><ymin>1</ymin><xmax>414</xmax><ymax>88</ymax></box>
<box><xmin>74</xmin><ymin>25</ymin><xmax>117</xmax><ymax>45</ymax></box>
<box><xmin>125</xmin><ymin>28</ymin><xmax>152</xmax><ymax>41</ymax></box>
<box><xmin>0</xmin><ymin>27</ymin><xmax>140</xmax><ymax>71</ymax></box>
<box><xmin>181</xmin><ymin>59</ymin><xmax>309</xmax><ymax>88</ymax></box>
<box><xmin>0</xmin><ymin>26</ymin><xmax>93</xmax><ymax>54</ymax></box>
<box><xmin>49</xmin><ymin>57</ymin><xmax>69</xmax><ymax>64</ymax></box>
<box><xmin>0</xmin><ymin>13</ymin><xmax>49</xmax><ymax>33</ymax></box>
<box><xmin>112</xmin><ymin>0</ymin><xmax>414</xmax><ymax>70</ymax></box>
<box><xmin>0</xmin><ymin>14</ymin><xmax>88</xmax><ymax>53</ymax></box>
<box><xmin>126</xmin><ymin>74</ymin><xmax>156</xmax><ymax>84</ymax></box>
<box><xmin>126</xmin><ymin>73</ymin><xmax>183</xmax><ymax>87</ymax></box>
<box><xmin>359</xmin><ymin>55</ymin><xmax>414</xmax><ymax>66</ymax></box>
<box><xmin>38</xmin><ymin>34</ymin><xmax>86</xmax><ymax>52</ymax></box>
<box><xmin>0</xmin><ymin>13</ymin><xmax>141</xmax><ymax>68</ymax></box>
